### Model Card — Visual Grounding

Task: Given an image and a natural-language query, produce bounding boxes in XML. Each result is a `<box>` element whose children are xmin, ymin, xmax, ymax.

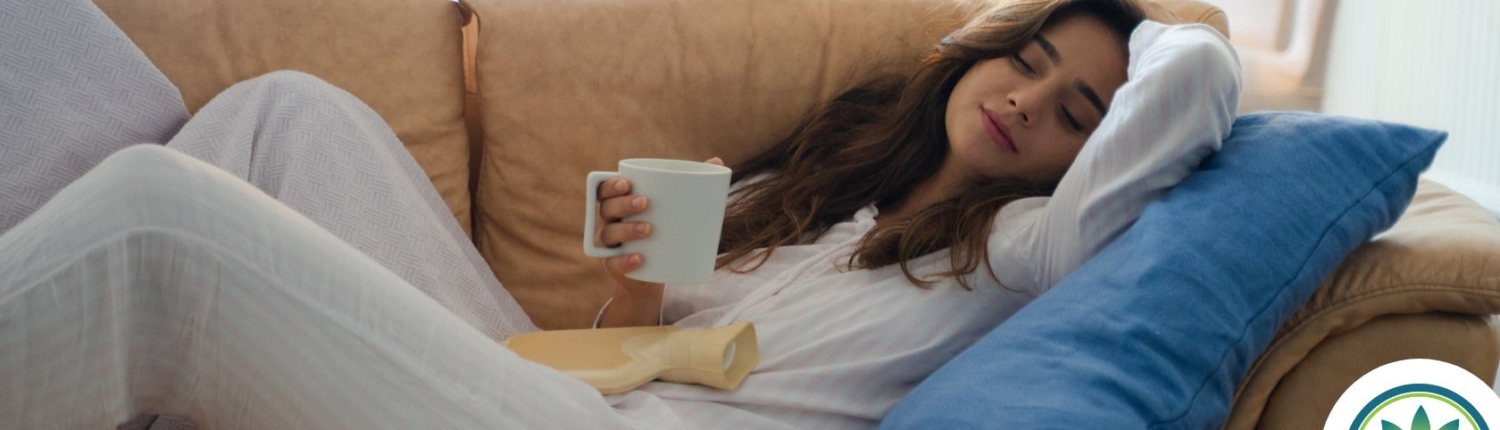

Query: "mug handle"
<box><xmin>584</xmin><ymin>171</ymin><xmax>628</xmax><ymax>258</ymax></box>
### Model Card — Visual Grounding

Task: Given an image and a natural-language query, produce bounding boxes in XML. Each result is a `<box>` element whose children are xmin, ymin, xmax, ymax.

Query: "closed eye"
<box><xmin>1011</xmin><ymin>53</ymin><xmax>1034</xmax><ymax>76</ymax></box>
<box><xmin>1059</xmin><ymin>106</ymin><xmax>1084</xmax><ymax>133</ymax></box>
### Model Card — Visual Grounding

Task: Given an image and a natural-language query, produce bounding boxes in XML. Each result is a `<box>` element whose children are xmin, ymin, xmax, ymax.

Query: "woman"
<box><xmin>0</xmin><ymin>0</ymin><xmax>1239</xmax><ymax>429</ymax></box>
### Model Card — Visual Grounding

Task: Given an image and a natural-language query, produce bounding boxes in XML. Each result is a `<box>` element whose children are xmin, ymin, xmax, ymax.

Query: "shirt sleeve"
<box><xmin>984</xmin><ymin>21</ymin><xmax>1242</xmax><ymax>293</ymax></box>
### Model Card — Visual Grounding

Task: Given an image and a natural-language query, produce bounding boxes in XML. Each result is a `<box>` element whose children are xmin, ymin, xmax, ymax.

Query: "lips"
<box><xmin>980</xmin><ymin>107</ymin><xmax>1018</xmax><ymax>154</ymax></box>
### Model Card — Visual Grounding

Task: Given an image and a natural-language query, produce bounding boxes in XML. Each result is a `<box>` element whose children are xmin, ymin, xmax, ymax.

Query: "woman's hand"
<box><xmin>594</xmin><ymin>174</ymin><xmax>660</xmax><ymax>297</ymax></box>
<box><xmin>595</xmin><ymin>157</ymin><xmax>725</xmax><ymax>295</ymax></box>
<box><xmin>594</xmin><ymin>157</ymin><xmax>723</xmax><ymax>328</ymax></box>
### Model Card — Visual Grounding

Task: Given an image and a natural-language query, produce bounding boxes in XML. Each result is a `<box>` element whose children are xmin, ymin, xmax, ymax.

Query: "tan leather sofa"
<box><xmin>92</xmin><ymin>0</ymin><xmax>1500</xmax><ymax>427</ymax></box>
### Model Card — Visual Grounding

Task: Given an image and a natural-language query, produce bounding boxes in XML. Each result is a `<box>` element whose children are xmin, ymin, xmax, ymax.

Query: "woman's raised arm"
<box><xmin>986</xmin><ymin>21</ymin><xmax>1242</xmax><ymax>293</ymax></box>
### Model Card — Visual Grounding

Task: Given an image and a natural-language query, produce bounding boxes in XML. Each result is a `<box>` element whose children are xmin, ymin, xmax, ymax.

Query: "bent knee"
<box><xmin>217</xmin><ymin>70</ymin><xmax>374</xmax><ymax>130</ymax></box>
<box><xmin>90</xmin><ymin>145</ymin><xmax>233</xmax><ymax>201</ymax></box>
<box><xmin>97</xmin><ymin>144</ymin><xmax>196</xmax><ymax>178</ymax></box>
<box><xmin>233</xmin><ymin>70</ymin><xmax>349</xmax><ymax>104</ymax></box>
<box><xmin>246</xmin><ymin>70</ymin><xmax>337</xmax><ymax>92</ymax></box>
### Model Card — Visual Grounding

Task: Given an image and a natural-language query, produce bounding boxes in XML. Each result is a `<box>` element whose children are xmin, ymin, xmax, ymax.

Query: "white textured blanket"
<box><xmin>0</xmin><ymin>0</ymin><xmax>189</xmax><ymax>232</ymax></box>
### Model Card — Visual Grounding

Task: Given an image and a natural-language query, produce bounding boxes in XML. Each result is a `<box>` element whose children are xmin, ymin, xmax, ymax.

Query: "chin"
<box><xmin>958</xmin><ymin>141</ymin><xmax>1009</xmax><ymax>179</ymax></box>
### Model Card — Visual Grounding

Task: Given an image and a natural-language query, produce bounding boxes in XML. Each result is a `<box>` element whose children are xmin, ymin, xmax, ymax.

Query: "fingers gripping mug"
<box><xmin>584</xmin><ymin>159</ymin><xmax>732</xmax><ymax>284</ymax></box>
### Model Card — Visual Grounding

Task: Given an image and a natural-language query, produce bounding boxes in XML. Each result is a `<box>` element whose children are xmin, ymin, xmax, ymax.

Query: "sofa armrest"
<box><xmin>1249</xmin><ymin>312</ymin><xmax>1498</xmax><ymax>429</ymax></box>
<box><xmin>1224</xmin><ymin>178</ymin><xmax>1500</xmax><ymax>429</ymax></box>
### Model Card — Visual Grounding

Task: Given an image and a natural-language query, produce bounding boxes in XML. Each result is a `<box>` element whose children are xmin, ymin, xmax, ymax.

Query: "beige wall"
<box><xmin>1320</xmin><ymin>1</ymin><xmax>1500</xmax><ymax>217</ymax></box>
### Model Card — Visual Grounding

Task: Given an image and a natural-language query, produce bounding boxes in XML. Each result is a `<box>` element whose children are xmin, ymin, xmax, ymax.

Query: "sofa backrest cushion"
<box><xmin>879</xmin><ymin>112</ymin><xmax>1446</xmax><ymax>429</ymax></box>
<box><xmin>92</xmin><ymin>0</ymin><xmax>476</xmax><ymax>236</ymax></box>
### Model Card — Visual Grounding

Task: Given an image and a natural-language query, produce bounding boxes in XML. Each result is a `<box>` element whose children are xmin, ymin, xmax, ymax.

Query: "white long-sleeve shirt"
<box><xmin>602</xmin><ymin>21</ymin><xmax>1242</xmax><ymax>430</ymax></box>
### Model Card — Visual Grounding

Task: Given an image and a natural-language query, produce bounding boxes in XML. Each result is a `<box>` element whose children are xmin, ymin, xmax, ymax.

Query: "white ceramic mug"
<box><xmin>584</xmin><ymin>158</ymin><xmax>732</xmax><ymax>284</ymax></box>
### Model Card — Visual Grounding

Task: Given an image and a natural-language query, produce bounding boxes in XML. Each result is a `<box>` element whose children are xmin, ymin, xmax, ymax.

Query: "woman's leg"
<box><xmin>165</xmin><ymin>71</ymin><xmax>534</xmax><ymax>340</ymax></box>
<box><xmin>0</xmin><ymin>145</ymin><xmax>647</xmax><ymax>430</ymax></box>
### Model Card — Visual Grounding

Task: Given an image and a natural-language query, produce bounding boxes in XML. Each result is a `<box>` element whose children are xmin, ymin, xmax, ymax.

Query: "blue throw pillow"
<box><xmin>879</xmin><ymin>112</ymin><xmax>1446</xmax><ymax>429</ymax></box>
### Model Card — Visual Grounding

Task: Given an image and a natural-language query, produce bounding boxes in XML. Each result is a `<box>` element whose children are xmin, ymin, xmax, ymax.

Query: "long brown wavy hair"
<box><xmin>715</xmin><ymin>0</ymin><xmax>1146</xmax><ymax>289</ymax></box>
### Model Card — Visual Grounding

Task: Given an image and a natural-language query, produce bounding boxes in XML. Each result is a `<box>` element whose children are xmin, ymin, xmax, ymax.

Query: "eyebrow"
<box><xmin>1035</xmin><ymin>35</ymin><xmax>1061</xmax><ymax>65</ymax></box>
<box><xmin>1035</xmin><ymin>35</ymin><xmax>1108</xmax><ymax>117</ymax></box>
<box><xmin>1075</xmin><ymin>80</ymin><xmax>1108</xmax><ymax>116</ymax></box>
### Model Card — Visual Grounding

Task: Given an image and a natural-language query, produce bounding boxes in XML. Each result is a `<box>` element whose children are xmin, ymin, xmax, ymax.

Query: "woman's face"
<box><xmin>944</xmin><ymin>12</ymin><xmax>1129</xmax><ymax>185</ymax></box>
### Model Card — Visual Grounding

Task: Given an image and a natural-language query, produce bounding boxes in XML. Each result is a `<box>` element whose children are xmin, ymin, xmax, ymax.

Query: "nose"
<box><xmin>1007</xmin><ymin>81</ymin><xmax>1060</xmax><ymax>128</ymax></box>
<box><xmin>1007</xmin><ymin>93</ymin><xmax>1031</xmax><ymax>126</ymax></box>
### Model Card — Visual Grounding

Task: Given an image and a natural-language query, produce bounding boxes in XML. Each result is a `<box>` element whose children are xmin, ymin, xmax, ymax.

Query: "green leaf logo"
<box><xmin>1380</xmin><ymin>406</ymin><xmax>1461</xmax><ymax>430</ymax></box>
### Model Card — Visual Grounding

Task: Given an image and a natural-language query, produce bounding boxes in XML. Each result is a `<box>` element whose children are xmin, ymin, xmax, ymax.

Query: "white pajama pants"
<box><xmin>161</xmin><ymin>71</ymin><xmax>537</xmax><ymax>343</ymax></box>
<box><xmin>0</xmin><ymin>88</ymin><xmax>678</xmax><ymax>430</ymax></box>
